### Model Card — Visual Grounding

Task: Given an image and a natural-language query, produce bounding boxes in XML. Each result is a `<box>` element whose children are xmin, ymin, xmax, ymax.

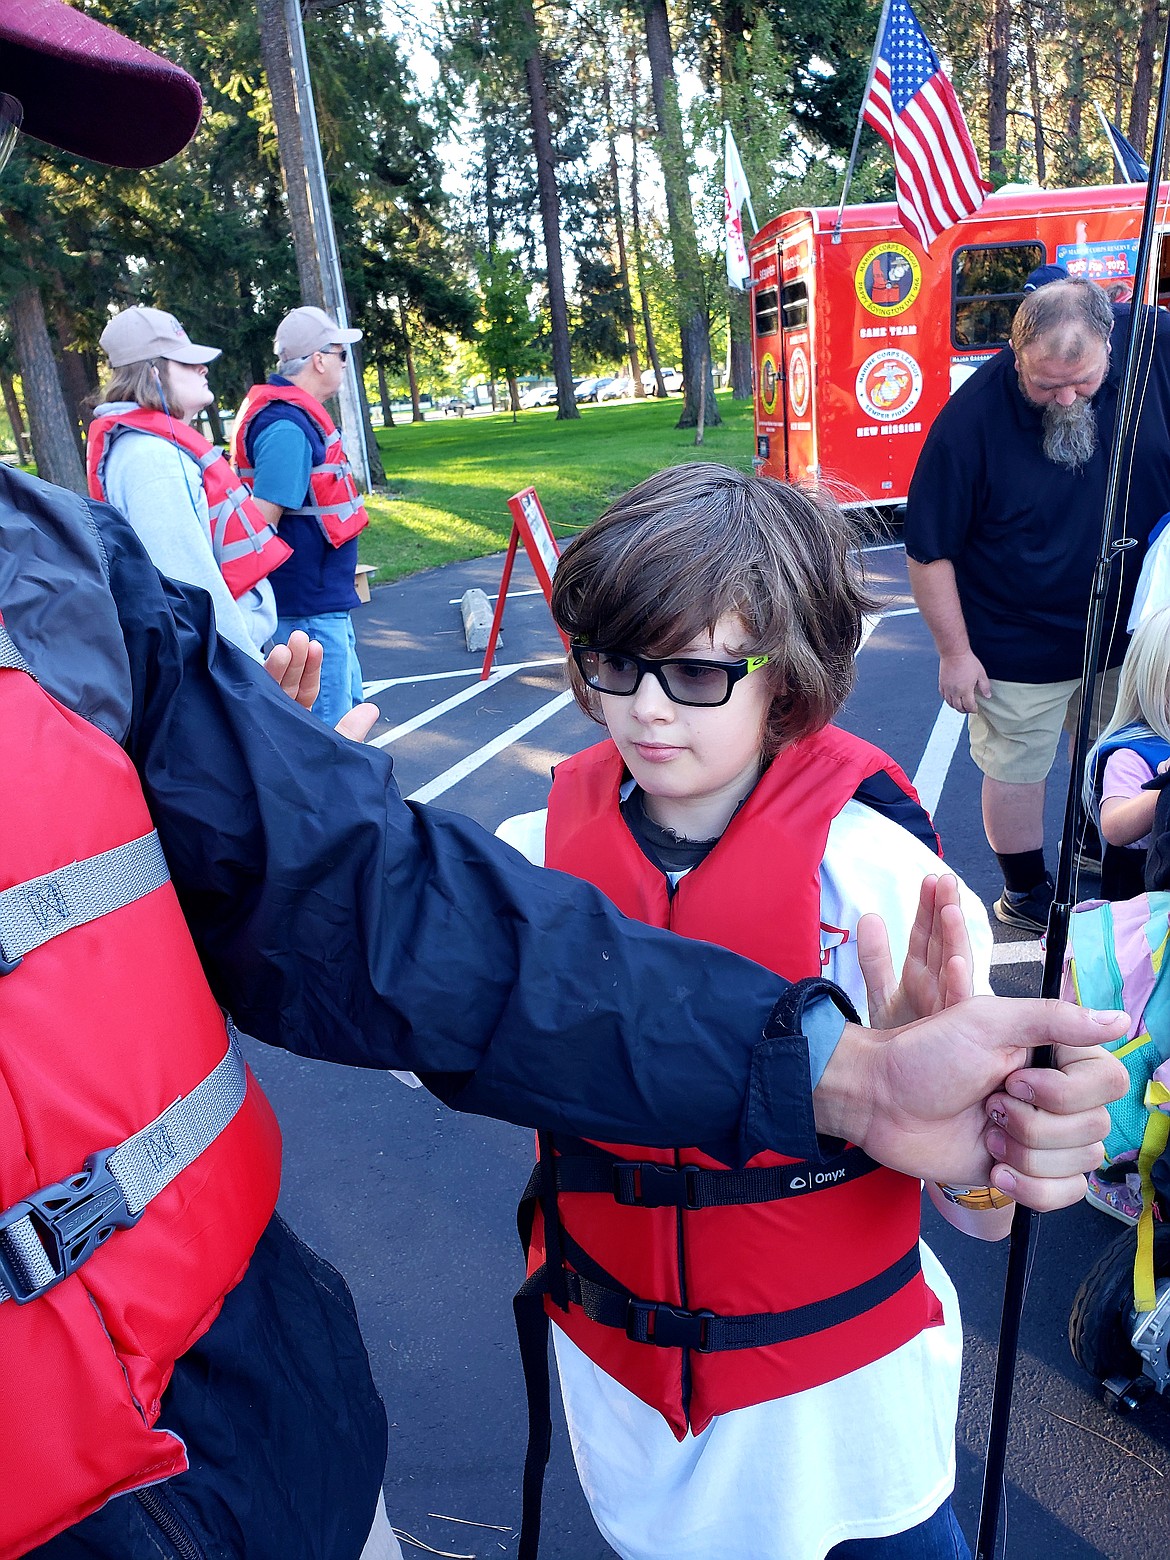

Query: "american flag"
<box><xmin>862</xmin><ymin>0</ymin><xmax>989</xmax><ymax>250</ymax></box>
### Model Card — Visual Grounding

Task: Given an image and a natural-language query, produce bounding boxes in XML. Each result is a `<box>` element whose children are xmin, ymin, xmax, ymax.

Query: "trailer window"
<box><xmin>951</xmin><ymin>243</ymin><xmax>1045</xmax><ymax>349</ymax></box>
<box><xmin>781</xmin><ymin>281</ymin><xmax>809</xmax><ymax>330</ymax></box>
<box><xmin>755</xmin><ymin>288</ymin><xmax>779</xmax><ymax>336</ymax></box>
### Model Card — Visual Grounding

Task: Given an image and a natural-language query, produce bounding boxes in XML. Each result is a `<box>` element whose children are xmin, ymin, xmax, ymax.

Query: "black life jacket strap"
<box><xmin>544</xmin><ymin>1140</ymin><xmax>878</xmax><ymax>1209</ymax></box>
<box><xmin>514</xmin><ymin>1132</ymin><xmax>568</xmax><ymax>1560</ymax></box>
<box><xmin>554</xmin><ymin>1229</ymin><xmax>923</xmax><ymax>1353</ymax></box>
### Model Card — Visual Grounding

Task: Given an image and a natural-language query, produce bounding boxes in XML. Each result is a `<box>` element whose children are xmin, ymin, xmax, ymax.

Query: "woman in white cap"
<box><xmin>87</xmin><ymin>304</ymin><xmax>290</xmax><ymax>657</ymax></box>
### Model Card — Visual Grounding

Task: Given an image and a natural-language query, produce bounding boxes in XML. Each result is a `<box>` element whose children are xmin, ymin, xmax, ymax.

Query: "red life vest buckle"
<box><xmin>0</xmin><ymin>1147</ymin><xmax>143</xmax><ymax>1304</ymax></box>
<box><xmin>627</xmin><ymin>1299</ymin><xmax>716</xmax><ymax>1352</ymax></box>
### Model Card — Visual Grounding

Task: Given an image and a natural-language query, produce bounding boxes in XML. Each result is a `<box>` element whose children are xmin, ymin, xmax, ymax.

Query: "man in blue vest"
<box><xmin>236</xmin><ymin>306</ymin><xmax>367</xmax><ymax>726</ymax></box>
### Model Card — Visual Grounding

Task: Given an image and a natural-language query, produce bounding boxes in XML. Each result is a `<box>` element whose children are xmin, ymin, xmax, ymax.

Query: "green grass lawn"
<box><xmin>363</xmin><ymin>391</ymin><xmax>754</xmax><ymax>583</ymax></box>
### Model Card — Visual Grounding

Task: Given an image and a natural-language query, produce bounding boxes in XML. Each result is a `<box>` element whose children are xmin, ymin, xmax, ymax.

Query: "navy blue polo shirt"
<box><xmin>904</xmin><ymin>307</ymin><xmax>1170</xmax><ymax>682</ymax></box>
<box><xmin>244</xmin><ymin>375</ymin><xmax>359</xmax><ymax>616</ymax></box>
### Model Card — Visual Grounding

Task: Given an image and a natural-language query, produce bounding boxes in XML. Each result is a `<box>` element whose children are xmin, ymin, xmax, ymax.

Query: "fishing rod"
<box><xmin>975</xmin><ymin>27</ymin><xmax>1170</xmax><ymax>1560</ymax></box>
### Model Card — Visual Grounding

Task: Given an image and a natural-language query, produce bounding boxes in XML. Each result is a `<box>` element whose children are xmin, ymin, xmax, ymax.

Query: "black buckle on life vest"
<box><xmin>0</xmin><ymin>944</ymin><xmax>21</xmax><ymax>976</ymax></box>
<box><xmin>0</xmin><ymin>1147</ymin><xmax>144</xmax><ymax>1304</ymax></box>
<box><xmin>626</xmin><ymin>1299</ymin><xmax>716</xmax><ymax>1351</ymax></box>
<box><xmin>611</xmin><ymin>1161</ymin><xmax>702</xmax><ymax>1209</ymax></box>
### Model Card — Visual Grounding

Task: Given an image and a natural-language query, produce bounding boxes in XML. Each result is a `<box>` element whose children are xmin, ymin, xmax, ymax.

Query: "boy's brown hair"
<box><xmin>551</xmin><ymin>463</ymin><xmax>880</xmax><ymax>759</ymax></box>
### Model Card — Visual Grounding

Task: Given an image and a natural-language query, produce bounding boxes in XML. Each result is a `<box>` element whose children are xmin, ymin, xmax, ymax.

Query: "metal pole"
<box><xmin>282</xmin><ymin>0</ymin><xmax>372</xmax><ymax>489</ymax></box>
<box><xmin>975</xmin><ymin>25</ymin><xmax>1168</xmax><ymax>1559</ymax></box>
<box><xmin>832</xmin><ymin>0</ymin><xmax>890</xmax><ymax>244</ymax></box>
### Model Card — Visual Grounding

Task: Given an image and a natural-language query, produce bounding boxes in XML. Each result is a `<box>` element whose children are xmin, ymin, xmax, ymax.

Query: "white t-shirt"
<box><xmin>495</xmin><ymin>798</ymin><xmax>992</xmax><ymax>1560</ymax></box>
<box><xmin>96</xmin><ymin>404</ymin><xmax>276</xmax><ymax>658</ymax></box>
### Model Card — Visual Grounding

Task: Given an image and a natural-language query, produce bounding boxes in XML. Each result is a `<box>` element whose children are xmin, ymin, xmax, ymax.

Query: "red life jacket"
<box><xmin>231</xmin><ymin>384</ymin><xmax>370</xmax><ymax>548</ymax></box>
<box><xmin>0</xmin><ymin>619</ymin><xmax>283</xmax><ymax>1556</ymax></box>
<box><xmin>86</xmin><ymin>408</ymin><xmax>292</xmax><ymax>598</ymax></box>
<box><xmin>531</xmin><ymin>728</ymin><xmax>944</xmax><ymax>1440</ymax></box>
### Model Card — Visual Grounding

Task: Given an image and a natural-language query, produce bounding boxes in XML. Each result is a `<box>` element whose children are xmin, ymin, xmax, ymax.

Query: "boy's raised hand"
<box><xmin>857</xmin><ymin>874</ymin><xmax>973</xmax><ymax>1028</ymax></box>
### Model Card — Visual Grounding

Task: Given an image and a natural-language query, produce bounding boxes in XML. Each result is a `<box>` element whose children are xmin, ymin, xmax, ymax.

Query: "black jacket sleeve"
<box><xmin>93</xmin><ymin>505</ymin><xmax>825</xmax><ymax>1162</ymax></box>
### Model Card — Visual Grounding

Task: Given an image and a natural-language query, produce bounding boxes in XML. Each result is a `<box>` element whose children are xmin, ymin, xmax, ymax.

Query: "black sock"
<box><xmin>997</xmin><ymin>850</ymin><xmax>1048</xmax><ymax>893</ymax></box>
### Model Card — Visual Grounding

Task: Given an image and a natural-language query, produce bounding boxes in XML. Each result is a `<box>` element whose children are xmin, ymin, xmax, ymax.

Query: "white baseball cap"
<box><xmin>100</xmin><ymin>305</ymin><xmax>220</xmax><ymax>367</ymax></box>
<box><xmin>275</xmin><ymin>306</ymin><xmax>362</xmax><ymax>361</ymax></box>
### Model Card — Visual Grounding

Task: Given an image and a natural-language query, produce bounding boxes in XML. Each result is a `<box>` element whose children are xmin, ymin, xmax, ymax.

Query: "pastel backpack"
<box><xmin>1063</xmin><ymin>893</ymin><xmax>1170</xmax><ymax>1308</ymax></box>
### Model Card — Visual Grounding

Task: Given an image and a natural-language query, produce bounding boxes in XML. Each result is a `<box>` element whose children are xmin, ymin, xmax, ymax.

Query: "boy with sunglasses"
<box><xmin>232</xmin><ymin>305</ymin><xmax>369</xmax><ymax>725</ymax></box>
<box><xmin>500</xmin><ymin>464</ymin><xmax>1002</xmax><ymax>1560</ymax></box>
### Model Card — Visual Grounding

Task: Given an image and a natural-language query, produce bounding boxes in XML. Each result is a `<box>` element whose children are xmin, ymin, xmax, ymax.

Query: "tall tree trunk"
<box><xmin>1130</xmin><ymin>0</ymin><xmax>1160</xmax><ymax>156</ymax></box>
<box><xmin>602</xmin><ymin>75</ymin><xmax>645</xmax><ymax>397</ymax></box>
<box><xmin>376</xmin><ymin>359</ymin><xmax>395</xmax><ymax>427</ymax></box>
<box><xmin>205</xmin><ymin>401</ymin><xmax>225</xmax><ymax>445</ymax></box>
<box><xmin>1067</xmin><ymin>52</ymin><xmax>1085</xmax><ymax>178</ymax></box>
<box><xmin>986</xmin><ymin>0</ymin><xmax>1012</xmax><ymax>182</ymax></box>
<box><xmin>46</xmin><ymin>292</ymin><xmax>87</xmax><ymax>454</ymax></box>
<box><xmin>399</xmin><ymin>301</ymin><xmax>425</xmax><ymax>423</ymax></box>
<box><xmin>1025</xmin><ymin>5</ymin><xmax>1047</xmax><ymax>185</ymax></box>
<box><xmin>10</xmin><ymin>283</ymin><xmax>85</xmax><ymax>492</ymax></box>
<box><xmin>643</xmin><ymin>0</ymin><xmax>719</xmax><ymax>428</ymax></box>
<box><xmin>257</xmin><ymin>0</ymin><xmax>325</xmax><ymax>308</ymax></box>
<box><xmin>518</xmin><ymin>0</ymin><xmax>579</xmax><ymax>421</ymax></box>
<box><xmin>1</xmin><ymin>372</ymin><xmax>30</xmax><ymax>465</ymax></box>
<box><xmin>507</xmin><ymin>372</ymin><xmax>520</xmax><ymax>420</ymax></box>
<box><xmin>629</xmin><ymin>98</ymin><xmax>665</xmax><ymax>396</ymax></box>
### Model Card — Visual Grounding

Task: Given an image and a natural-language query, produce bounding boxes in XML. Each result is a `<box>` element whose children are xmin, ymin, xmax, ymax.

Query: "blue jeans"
<box><xmin>826</xmin><ymin>1501</ymin><xmax>971</xmax><ymax>1560</ymax></box>
<box><xmin>275</xmin><ymin>611</ymin><xmax>365</xmax><ymax>728</ymax></box>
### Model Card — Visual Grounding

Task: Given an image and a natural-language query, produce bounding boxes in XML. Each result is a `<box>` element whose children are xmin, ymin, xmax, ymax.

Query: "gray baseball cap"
<box><xmin>275</xmin><ymin>306</ymin><xmax>362</xmax><ymax>361</ymax></box>
<box><xmin>100</xmin><ymin>305</ymin><xmax>220</xmax><ymax>367</ymax></box>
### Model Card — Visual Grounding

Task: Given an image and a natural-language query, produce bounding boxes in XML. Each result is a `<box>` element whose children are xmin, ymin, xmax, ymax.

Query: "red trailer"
<box><xmin>749</xmin><ymin>183</ymin><xmax>1157</xmax><ymax>508</ymax></box>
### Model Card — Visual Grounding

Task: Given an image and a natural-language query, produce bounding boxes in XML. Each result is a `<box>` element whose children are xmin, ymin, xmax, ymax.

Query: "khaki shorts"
<box><xmin>968</xmin><ymin>668</ymin><xmax>1121</xmax><ymax>785</ymax></box>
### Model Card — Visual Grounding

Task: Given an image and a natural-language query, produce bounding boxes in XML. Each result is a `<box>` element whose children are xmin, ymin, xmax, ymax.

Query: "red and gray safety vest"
<box><xmin>87</xmin><ymin>408</ymin><xmax>291</xmax><ymax>598</ymax></box>
<box><xmin>231</xmin><ymin>383</ymin><xmax>369</xmax><ymax>549</ymax></box>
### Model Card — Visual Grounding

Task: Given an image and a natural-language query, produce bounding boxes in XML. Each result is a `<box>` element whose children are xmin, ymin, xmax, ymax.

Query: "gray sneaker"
<box><xmin>994</xmin><ymin>874</ymin><xmax>1055</xmax><ymax>934</ymax></box>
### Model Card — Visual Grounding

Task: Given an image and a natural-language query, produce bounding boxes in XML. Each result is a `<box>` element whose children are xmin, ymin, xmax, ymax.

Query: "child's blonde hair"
<box><xmin>1084</xmin><ymin>606</ymin><xmax>1170</xmax><ymax>818</ymax></box>
<box><xmin>551</xmin><ymin>463</ymin><xmax>880</xmax><ymax>758</ymax></box>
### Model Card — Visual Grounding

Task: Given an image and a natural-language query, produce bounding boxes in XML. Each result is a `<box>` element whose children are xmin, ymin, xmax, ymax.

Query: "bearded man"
<box><xmin>905</xmin><ymin>276</ymin><xmax>1170</xmax><ymax>932</ymax></box>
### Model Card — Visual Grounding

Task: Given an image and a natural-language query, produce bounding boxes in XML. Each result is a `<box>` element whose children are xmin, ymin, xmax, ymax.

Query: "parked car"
<box><xmin>519</xmin><ymin>381</ymin><xmax>556</xmax><ymax>409</ymax></box>
<box><xmin>597</xmin><ymin>374</ymin><xmax>635</xmax><ymax>401</ymax></box>
<box><xmin>576</xmin><ymin>375</ymin><xmax>615</xmax><ymax>403</ymax></box>
<box><xmin>641</xmin><ymin>366</ymin><xmax>684</xmax><ymax>396</ymax></box>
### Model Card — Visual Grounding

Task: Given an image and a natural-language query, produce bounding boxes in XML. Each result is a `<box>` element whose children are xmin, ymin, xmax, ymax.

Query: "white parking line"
<box><xmin>363</xmin><ymin>657</ymin><xmax>563</xmax><ymax>696</ymax></box>
<box><xmin>408</xmin><ymin>691</ymin><xmax>576</xmax><ymax>803</ymax></box>
<box><xmin>912</xmin><ymin>704</ymin><xmax>966</xmax><ymax>817</ymax></box>
<box><xmin>990</xmin><ymin>941</ymin><xmax>1044</xmax><ymax>965</ymax></box>
<box><xmin>446</xmin><ymin>587</ymin><xmax>544</xmax><ymax>605</ymax></box>
<box><xmin>371</xmin><ymin>666</ymin><xmax>520</xmax><ymax>748</ymax></box>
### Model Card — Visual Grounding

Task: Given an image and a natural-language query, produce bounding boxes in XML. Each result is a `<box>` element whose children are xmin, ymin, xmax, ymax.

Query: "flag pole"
<box><xmin>1093</xmin><ymin>100</ymin><xmax>1127</xmax><ymax>182</ymax></box>
<box><xmin>832</xmin><ymin>0</ymin><xmax>891</xmax><ymax>244</ymax></box>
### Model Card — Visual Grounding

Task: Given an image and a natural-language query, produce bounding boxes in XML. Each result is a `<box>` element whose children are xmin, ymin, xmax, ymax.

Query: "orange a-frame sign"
<box><xmin>480</xmin><ymin>486</ymin><xmax>569</xmax><ymax>678</ymax></box>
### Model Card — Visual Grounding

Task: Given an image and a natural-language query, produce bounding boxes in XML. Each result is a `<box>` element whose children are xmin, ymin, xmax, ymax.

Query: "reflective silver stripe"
<box><xmin>0</xmin><ymin>1028</ymin><xmax>249</xmax><ymax>1303</ymax></box>
<box><xmin>287</xmin><ymin>500</ymin><xmax>364</xmax><ymax>520</ymax></box>
<box><xmin>0</xmin><ymin>624</ymin><xmax>31</xmax><ymax>674</ymax></box>
<box><xmin>0</xmin><ymin>832</ymin><xmax>170</xmax><ymax>965</ymax></box>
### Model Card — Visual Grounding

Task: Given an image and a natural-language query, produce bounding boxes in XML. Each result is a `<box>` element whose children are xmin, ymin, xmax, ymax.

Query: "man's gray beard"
<box><xmin>1041</xmin><ymin>397</ymin><xmax>1097</xmax><ymax>469</ymax></box>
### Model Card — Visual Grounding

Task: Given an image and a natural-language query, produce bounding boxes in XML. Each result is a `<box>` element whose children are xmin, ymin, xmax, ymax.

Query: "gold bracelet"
<box><xmin>935</xmin><ymin>1182</ymin><xmax>1014</xmax><ymax>1211</ymax></box>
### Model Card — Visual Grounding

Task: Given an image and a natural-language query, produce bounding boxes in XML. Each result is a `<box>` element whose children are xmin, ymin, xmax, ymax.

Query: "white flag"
<box><xmin>724</xmin><ymin>125</ymin><xmax>754</xmax><ymax>289</ymax></box>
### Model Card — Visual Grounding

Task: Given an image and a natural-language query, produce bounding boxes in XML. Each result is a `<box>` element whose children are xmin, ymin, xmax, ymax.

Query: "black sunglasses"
<box><xmin>323</xmin><ymin>347</ymin><xmax>349</xmax><ymax>363</ymax></box>
<box><xmin>571</xmin><ymin>644</ymin><xmax>769</xmax><ymax>708</ymax></box>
